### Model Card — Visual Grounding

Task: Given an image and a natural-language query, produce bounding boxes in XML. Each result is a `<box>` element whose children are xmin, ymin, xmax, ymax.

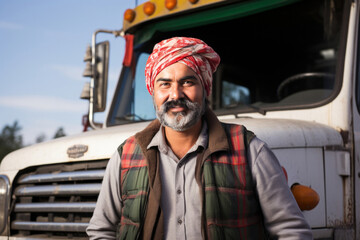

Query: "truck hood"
<box><xmin>0</xmin><ymin>121</ymin><xmax>150</xmax><ymax>174</ymax></box>
<box><xmin>223</xmin><ymin>117</ymin><xmax>343</xmax><ymax>148</ymax></box>
<box><xmin>0</xmin><ymin>118</ymin><xmax>342</xmax><ymax>174</ymax></box>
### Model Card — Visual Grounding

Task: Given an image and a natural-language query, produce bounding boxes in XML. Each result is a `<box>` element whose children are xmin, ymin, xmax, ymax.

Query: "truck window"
<box><xmin>133</xmin><ymin>53</ymin><xmax>156</xmax><ymax>120</ymax></box>
<box><xmin>357</xmin><ymin>18</ymin><xmax>360</xmax><ymax>114</ymax></box>
<box><xmin>107</xmin><ymin>53</ymin><xmax>155</xmax><ymax>125</ymax></box>
<box><xmin>221</xmin><ymin>81</ymin><xmax>250</xmax><ymax>108</ymax></box>
<box><xmin>108</xmin><ymin>0</ymin><xmax>346</xmax><ymax>125</ymax></box>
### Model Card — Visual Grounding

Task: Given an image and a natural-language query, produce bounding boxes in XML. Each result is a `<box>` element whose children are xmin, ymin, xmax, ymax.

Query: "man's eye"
<box><xmin>183</xmin><ymin>80</ymin><xmax>194</xmax><ymax>86</ymax></box>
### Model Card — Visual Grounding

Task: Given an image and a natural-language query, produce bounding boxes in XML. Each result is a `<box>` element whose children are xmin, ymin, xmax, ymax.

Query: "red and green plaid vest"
<box><xmin>117</xmin><ymin>136</ymin><xmax>149</xmax><ymax>240</ymax></box>
<box><xmin>203</xmin><ymin>123</ymin><xmax>265</xmax><ymax>239</ymax></box>
<box><xmin>117</xmin><ymin>123</ymin><xmax>266</xmax><ymax>239</ymax></box>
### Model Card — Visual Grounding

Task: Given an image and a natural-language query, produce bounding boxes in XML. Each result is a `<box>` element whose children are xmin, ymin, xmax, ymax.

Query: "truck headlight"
<box><xmin>0</xmin><ymin>175</ymin><xmax>10</xmax><ymax>233</ymax></box>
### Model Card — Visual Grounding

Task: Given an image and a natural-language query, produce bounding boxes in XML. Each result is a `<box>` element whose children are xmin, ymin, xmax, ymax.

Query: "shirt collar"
<box><xmin>147</xmin><ymin>121</ymin><xmax>208</xmax><ymax>155</ymax></box>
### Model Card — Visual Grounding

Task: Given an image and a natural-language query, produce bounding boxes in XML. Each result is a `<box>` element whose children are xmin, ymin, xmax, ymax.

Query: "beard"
<box><xmin>154</xmin><ymin>97</ymin><xmax>206</xmax><ymax>132</ymax></box>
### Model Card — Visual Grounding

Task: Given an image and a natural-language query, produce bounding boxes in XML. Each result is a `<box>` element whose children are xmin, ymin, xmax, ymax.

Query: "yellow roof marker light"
<box><xmin>165</xmin><ymin>0</ymin><xmax>177</xmax><ymax>10</ymax></box>
<box><xmin>122</xmin><ymin>0</ymin><xmax>226</xmax><ymax>32</ymax></box>
<box><xmin>144</xmin><ymin>2</ymin><xmax>156</xmax><ymax>16</ymax></box>
<box><xmin>124</xmin><ymin>9</ymin><xmax>136</xmax><ymax>23</ymax></box>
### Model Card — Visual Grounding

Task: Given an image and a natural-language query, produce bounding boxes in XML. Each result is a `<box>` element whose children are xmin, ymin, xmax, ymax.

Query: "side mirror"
<box><xmin>81</xmin><ymin>29</ymin><xmax>122</xmax><ymax>130</ymax></box>
<box><xmin>82</xmin><ymin>41</ymin><xmax>109</xmax><ymax>113</ymax></box>
<box><xmin>93</xmin><ymin>41</ymin><xmax>109</xmax><ymax>112</ymax></box>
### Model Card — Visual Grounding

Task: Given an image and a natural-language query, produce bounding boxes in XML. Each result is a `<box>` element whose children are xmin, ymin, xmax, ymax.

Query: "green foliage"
<box><xmin>0</xmin><ymin>121</ymin><xmax>23</xmax><ymax>161</ymax></box>
<box><xmin>0</xmin><ymin>122</ymin><xmax>67</xmax><ymax>162</ymax></box>
<box><xmin>53</xmin><ymin>127</ymin><xmax>66</xmax><ymax>139</ymax></box>
<box><xmin>35</xmin><ymin>133</ymin><xmax>47</xmax><ymax>143</ymax></box>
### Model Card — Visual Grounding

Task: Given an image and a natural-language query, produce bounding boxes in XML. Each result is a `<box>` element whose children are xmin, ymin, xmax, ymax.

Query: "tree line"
<box><xmin>0</xmin><ymin>121</ymin><xmax>66</xmax><ymax>161</ymax></box>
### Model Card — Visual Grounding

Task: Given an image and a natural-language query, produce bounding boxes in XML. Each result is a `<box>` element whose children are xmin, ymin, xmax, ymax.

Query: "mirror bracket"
<box><xmin>88</xmin><ymin>29</ymin><xmax>124</xmax><ymax>130</ymax></box>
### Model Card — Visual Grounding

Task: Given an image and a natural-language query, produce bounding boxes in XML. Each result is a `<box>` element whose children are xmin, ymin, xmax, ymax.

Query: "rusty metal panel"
<box><xmin>324</xmin><ymin>150</ymin><xmax>352</xmax><ymax>228</ymax></box>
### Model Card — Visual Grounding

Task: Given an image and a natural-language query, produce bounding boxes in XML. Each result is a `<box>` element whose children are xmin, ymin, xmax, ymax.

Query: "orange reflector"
<box><xmin>143</xmin><ymin>2</ymin><xmax>156</xmax><ymax>16</ymax></box>
<box><xmin>291</xmin><ymin>184</ymin><xmax>320</xmax><ymax>211</ymax></box>
<box><xmin>189</xmin><ymin>0</ymin><xmax>199</xmax><ymax>3</ymax></box>
<box><xmin>124</xmin><ymin>9</ymin><xmax>136</xmax><ymax>23</ymax></box>
<box><xmin>165</xmin><ymin>0</ymin><xmax>177</xmax><ymax>10</ymax></box>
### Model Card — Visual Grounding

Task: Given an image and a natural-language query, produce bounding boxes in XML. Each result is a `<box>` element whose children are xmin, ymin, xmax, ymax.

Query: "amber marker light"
<box><xmin>189</xmin><ymin>0</ymin><xmax>199</xmax><ymax>4</ymax></box>
<box><xmin>143</xmin><ymin>2</ymin><xmax>156</xmax><ymax>16</ymax></box>
<box><xmin>124</xmin><ymin>9</ymin><xmax>136</xmax><ymax>23</ymax></box>
<box><xmin>291</xmin><ymin>184</ymin><xmax>320</xmax><ymax>211</ymax></box>
<box><xmin>165</xmin><ymin>0</ymin><xmax>177</xmax><ymax>10</ymax></box>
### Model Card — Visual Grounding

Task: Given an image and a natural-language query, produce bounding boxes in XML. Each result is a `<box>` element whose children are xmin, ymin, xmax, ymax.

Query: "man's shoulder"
<box><xmin>219</xmin><ymin>122</ymin><xmax>256</xmax><ymax>145</ymax></box>
<box><xmin>117</xmin><ymin>135</ymin><xmax>138</xmax><ymax>156</ymax></box>
<box><xmin>117</xmin><ymin>119</ymin><xmax>161</xmax><ymax>155</ymax></box>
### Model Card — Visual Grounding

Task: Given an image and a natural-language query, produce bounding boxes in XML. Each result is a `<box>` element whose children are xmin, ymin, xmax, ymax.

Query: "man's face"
<box><xmin>153</xmin><ymin>62</ymin><xmax>206</xmax><ymax>131</ymax></box>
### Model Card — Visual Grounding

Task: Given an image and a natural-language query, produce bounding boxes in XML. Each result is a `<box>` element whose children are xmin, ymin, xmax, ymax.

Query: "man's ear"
<box><xmin>203</xmin><ymin>88</ymin><xmax>210</xmax><ymax>106</ymax></box>
<box><xmin>152</xmin><ymin>95</ymin><xmax>157</xmax><ymax>111</ymax></box>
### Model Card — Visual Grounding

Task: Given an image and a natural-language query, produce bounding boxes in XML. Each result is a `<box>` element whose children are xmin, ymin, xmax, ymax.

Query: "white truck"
<box><xmin>0</xmin><ymin>0</ymin><xmax>359</xmax><ymax>239</ymax></box>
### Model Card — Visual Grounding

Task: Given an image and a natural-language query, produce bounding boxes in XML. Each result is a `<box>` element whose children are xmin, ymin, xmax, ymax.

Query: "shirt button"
<box><xmin>177</xmin><ymin>189</ymin><xmax>182</xmax><ymax>194</ymax></box>
<box><xmin>178</xmin><ymin>219</ymin><xmax>183</xmax><ymax>224</ymax></box>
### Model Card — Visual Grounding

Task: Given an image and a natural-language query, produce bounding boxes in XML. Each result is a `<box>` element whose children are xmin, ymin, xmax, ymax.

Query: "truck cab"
<box><xmin>0</xmin><ymin>0</ymin><xmax>359</xmax><ymax>239</ymax></box>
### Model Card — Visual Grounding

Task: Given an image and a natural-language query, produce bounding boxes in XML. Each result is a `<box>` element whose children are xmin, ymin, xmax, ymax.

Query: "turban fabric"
<box><xmin>145</xmin><ymin>37</ymin><xmax>220</xmax><ymax>97</ymax></box>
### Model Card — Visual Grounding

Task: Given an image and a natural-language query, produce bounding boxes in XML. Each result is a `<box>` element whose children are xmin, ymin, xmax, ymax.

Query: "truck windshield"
<box><xmin>108</xmin><ymin>0</ymin><xmax>347</xmax><ymax>125</ymax></box>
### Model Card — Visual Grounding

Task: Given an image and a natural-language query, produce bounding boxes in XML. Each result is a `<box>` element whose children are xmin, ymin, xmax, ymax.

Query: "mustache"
<box><xmin>161</xmin><ymin>98</ymin><xmax>196</xmax><ymax>112</ymax></box>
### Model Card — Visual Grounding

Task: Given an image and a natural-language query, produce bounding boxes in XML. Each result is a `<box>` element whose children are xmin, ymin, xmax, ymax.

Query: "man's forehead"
<box><xmin>155</xmin><ymin>75</ymin><xmax>199</xmax><ymax>83</ymax></box>
<box><xmin>154</xmin><ymin>62</ymin><xmax>199</xmax><ymax>80</ymax></box>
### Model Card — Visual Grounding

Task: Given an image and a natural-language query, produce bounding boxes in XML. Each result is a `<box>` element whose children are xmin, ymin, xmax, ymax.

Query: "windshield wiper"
<box><xmin>224</xmin><ymin>103</ymin><xmax>266</xmax><ymax>116</ymax></box>
<box><xmin>116</xmin><ymin>114</ymin><xmax>146</xmax><ymax>122</ymax></box>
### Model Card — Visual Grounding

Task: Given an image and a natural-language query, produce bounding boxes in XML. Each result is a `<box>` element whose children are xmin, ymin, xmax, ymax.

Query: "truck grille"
<box><xmin>10</xmin><ymin>160</ymin><xmax>108</xmax><ymax>239</ymax></box>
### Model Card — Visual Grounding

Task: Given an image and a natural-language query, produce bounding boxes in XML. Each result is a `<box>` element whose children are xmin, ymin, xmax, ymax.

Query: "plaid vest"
<box><xmin>203</xmin><ymin>123</ymin><xmax>265</xmax><ymax>239</ymax></box>
<box><xmin>117</xmin><ymin>136</ymin><xmax>149</xmax><ymax>240</ymax></box>
<box><xmin>117</xmin><ymin>123</ymin><xmax>265</xmax><ymax>239</ymax></box>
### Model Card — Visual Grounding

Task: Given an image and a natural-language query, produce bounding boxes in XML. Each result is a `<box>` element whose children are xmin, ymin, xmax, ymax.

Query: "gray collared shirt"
<box><xmin>147</xmin><ymin>123</ymin><xmax>208</xmax><ymax>240</ymax></box>
<box><xmin>87</xmin><ymin>123</ymin><xmax>312</xmax><ymax>239</ymax></box>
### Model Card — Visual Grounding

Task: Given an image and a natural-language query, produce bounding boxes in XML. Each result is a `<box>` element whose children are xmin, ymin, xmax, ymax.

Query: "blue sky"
<box><xmin>0</xmin><ymin>0</ymin><xmax>144</xmax><ymax>145</ymax></box>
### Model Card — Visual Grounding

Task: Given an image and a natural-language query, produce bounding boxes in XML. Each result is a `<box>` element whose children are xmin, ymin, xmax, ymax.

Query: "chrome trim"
<box><xmin>18</xmin><ymin>169</ymin><xmax>105</xmax><ymax>184</ymax></box>
<box><xmin>14</xmin><ymin>202</ymin><xmax>96</xmax><ymax>213</ymax></box>
<box><xmin>11</xmin><ymin>221</ymin><xmax>88</xmax><ymax>232</ymax></box>
<box><xmin>0</xmin><ymin>175</ymin><xmax>10</xmax><ymax>234</ymax></box>
<box><xmin>14</xmin><ymin>183</ymin><xmax>101</xmax><ymax>196</ymax></box>
<box><xmin>10</xmin><ymin>160</ymin><xmax>108</xmax><ymax>238</ymax></box>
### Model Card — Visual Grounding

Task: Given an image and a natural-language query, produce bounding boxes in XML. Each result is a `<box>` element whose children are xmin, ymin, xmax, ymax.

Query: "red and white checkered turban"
<box><xmin>145</xmin><ymin>37</ymin><xmax>220</xmax><ymax>97</ymax></box>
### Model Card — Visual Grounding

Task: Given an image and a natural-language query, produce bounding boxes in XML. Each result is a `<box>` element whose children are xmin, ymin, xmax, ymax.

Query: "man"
<box><xmin>87</xmin><ymin>37</ymin><xmax>312</xmax><ymax>239</ymax></box>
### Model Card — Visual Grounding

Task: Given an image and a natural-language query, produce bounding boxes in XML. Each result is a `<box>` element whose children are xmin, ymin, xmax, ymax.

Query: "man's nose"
<box><xmin>169</xmin><ymin>84</ymin><xmax>184</xmax><ymax>100</ymax></box>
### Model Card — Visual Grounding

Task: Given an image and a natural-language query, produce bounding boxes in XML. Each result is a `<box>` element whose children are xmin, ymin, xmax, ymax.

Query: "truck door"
<box><xmin>354</xmin><ymin>6</ymin><xmax>360</xmax><ymax>237</ymax></box>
